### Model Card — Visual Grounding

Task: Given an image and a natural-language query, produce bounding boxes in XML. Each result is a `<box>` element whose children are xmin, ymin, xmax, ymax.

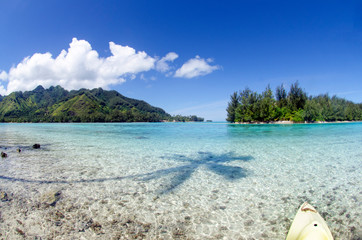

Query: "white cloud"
<box><xmin>140</xmin><ymin>73</ymin><xmax>146</xmax><ymax>81</ymax></box>
<box><xmin>0</xmin><ymin>71</ymin><xmax>7</xmax><ymax>95</ymax></box>
<box><xmin>0</xmin><ymin>85</ymin><xmax>6</xmax><ymax>95</ymax></box>
<box><xmin>1</xmin><ymin>38</ymin><xmax>157</xmax><ymax>94</ymax></box>
<box><xmin>155</xmin><ymin>52</ymin><xmax>178</xmax><ymax>72</ymax></box>
<box><xmin>0</xmin><ymin>71</ymin><xmax>7</xmax><ymax>81</ymax></box>
<box><xmin>174</xmin><ymin>55</ymin><xmax>219</xmax><ymax>78</ymax></box>
<box><xmin>140</xmin><ymin>74</ymin><xmax>157</xmax><ymax>82</ymax></box>
<box><xmin>0</xmin><ymin>38</ymin><xmax>220</xmax><ymax>95</ymax></box>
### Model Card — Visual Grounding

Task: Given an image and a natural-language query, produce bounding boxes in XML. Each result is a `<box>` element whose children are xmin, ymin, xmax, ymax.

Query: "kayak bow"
<box><xmin>286</xmin><ymin>202</ymin><xmax>333</xmax><ymax>240</ymax></box>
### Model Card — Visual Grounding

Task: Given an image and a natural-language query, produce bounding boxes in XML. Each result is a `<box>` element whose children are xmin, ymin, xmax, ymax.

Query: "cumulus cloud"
<box><xmin>155</xmin><ymin>52</ymin><xmax>178</xmax><ymax>72</ymax></box>
<box><xmin>0</xmin><ymin>38</ymin><xmax>220</xmax><ymax>95</ymax></box>
<box><xmin>0</xmin><ymin>71</ymin><xmax>7</xmax><ymax>81</ymax></box>
<box><xmin>0</xmin><ymin>71</ymin><xmax>7</xmax><ymax>95</ymax></box>
<box><xmin>1</xmin><ymin>38</ymin><xmax>158</xmax><ymax>94</ymax></box>
<box><xmin>0</xmin><ymin>85</ymin><xmax>6</xmax><ymax>95</ymax></box>
<box><xmin>174</xmin><ymin>56</ymin><xmax>219</xmax><ymax>78</ymax></box>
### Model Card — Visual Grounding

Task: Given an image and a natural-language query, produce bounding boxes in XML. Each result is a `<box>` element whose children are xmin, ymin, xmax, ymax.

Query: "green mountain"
<box><xmin>0</xmin><ymin>86</ymin><xmax>203</xmax><ymax>122</ymax></box>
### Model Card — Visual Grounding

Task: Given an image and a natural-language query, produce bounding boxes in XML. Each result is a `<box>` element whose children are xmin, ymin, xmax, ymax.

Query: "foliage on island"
<box><xmin>0</xmin><ymin>86</ymin><xmax>204</xmax><ymax>123</ymax></box>
<box><xmin>171</xmin><ymin>115</ymin><xmax>204</xmax><ymax>122</ymax></box>
<box><xmin>227</xmin><ymin>81</ymin><xmax>362</xmax><ymax>123</ymax></box>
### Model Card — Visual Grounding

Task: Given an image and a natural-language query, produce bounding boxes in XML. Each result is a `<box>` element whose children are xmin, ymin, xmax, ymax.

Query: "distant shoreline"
<box><xmin>1</xmin><ymin>120</ymin><xmax>361</xmax><ymax>125</ymax></box>
<box><xmin>231</xmin><ymin>120</ymin><xmax>362</xmax><ymax>125</ymax></box>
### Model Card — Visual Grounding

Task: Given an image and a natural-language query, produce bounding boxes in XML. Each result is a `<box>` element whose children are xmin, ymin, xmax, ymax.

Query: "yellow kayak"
<box><xmin>286</xmin><ymin>202</ymin><xmax>334</xmax><ymax>240</ymax></box>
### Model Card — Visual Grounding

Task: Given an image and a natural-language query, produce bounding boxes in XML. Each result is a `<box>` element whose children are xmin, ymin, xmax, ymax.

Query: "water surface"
<box><xmin>0</xmin><ymin>122</ymin><xmax>361</xmax><ymax>239</ymax></box>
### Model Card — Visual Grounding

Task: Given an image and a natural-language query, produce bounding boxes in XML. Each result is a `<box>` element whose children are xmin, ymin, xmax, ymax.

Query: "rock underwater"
<box><xmin>33</xmin><ymin>144</ymin><xmax>41</xmax><ymax>149</ymax></box>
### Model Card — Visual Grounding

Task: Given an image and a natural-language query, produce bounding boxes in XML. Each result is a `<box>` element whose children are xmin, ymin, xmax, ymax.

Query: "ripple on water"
<box><xmin>0</xmin><ymin>122</ymin><xmax>361</xmax><ymax>239</ymax></box>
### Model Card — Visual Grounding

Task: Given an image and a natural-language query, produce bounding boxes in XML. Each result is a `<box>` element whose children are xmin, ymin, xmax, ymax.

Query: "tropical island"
<box><xmin>0</xmin><ymin>86</ymin><xmax>204</xmax><ymax>123</ymax></box>
<box><xmin>227</xmin><ymin>81</ymin><xmax>362</xmax><ymax>123</ymax></box>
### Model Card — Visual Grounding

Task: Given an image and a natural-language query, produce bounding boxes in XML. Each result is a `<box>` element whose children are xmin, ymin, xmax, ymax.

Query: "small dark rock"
<box><xmin>281</xmin><ymin>196</ymin><xmax>290</xmax><ymax>203</ymax></box>
<box><xmin>172</xmin><ymin>228</ymin><xmax>185</xmax><ymax>238</ymax></box>
<box><xmin>54</xmin><ymin>210</ymin><xmax>65</xmax><ymax>220</ymax></box>
<box><xmin>143</xmin><ymin>223</ymin><xmax>151</xmax><ymax>233</ymax></box>
<box><xmin>15</xmin><ymin>228</ymin><xmax>25</xmax><ymax>236</ymax></box>
<box><xmin>0</xmin><ymin>191</ymin><xmax>9</xmax><ymax>201</ymax></box>
<box><xmin>1</xmin><ymin>152</ymin><xmax>7</xmax><ymax>158</ymax></box>
<box><xmin>244</xmin><ymin>219</ymin><xmax>254</xmax><ymax>227</ymax></box>
<box><xmin>33</xmin><ymin>144</ymin><xmax>41</xmax><ymax>149</ymax></box>
<box><xmin>79</xmin><ymin>219</ymin><xmax>93</xmax><ymax>232</ymax></box>
<box><xmin>321</xmin><ymin>211</ymin><xmax>329</xmax><ymax>218</ymax></box>
<box><xmin>90</xmin><ymin>222</ymin><xmax>102</xmax><ymax>234</ymax></box>
<box><xmin>339</xmin><ymin>209</ymin><xmax>347</xmax><ymax>216</ymax></box>
<box><xmin>219</xmin><ymin>226</ymin><xmax>228</xmax><ymax>231</ymax></box>
<box><xmin>40</xmin><ymin>190</ymin><xmax>61</xmax><ymax>207</ymax></box>
<box><xmin>54</xmin><ymin>221</ymin><xmax>62</xmax><ymax>226</ymax></box>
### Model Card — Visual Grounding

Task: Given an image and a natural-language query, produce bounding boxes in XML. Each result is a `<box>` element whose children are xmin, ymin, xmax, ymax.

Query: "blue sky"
<box><xmin>0</xmin><ymin>0</ymin><xmax>361</xmax><ymax>121</ymax></box>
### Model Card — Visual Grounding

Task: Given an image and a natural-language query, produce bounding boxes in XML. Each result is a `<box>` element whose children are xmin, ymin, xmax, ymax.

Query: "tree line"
<box><xmin>226</xmin><ymin>81</ymin><xmax>362</xmax><ymax>123</ymax></box>
<box><xmin>0</xmin><ymin>110</ymin><xmax>203</xmax><ymax>123</ymax></box>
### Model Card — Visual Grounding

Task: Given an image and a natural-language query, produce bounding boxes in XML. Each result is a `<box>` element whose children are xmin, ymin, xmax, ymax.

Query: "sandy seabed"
<box><xmin>0</xmin><ymin>122</ymin><xmax>361</xmax><ymax>239</ymax></box>
<box><xmin>0</xmin><ymin>163</ymin><xmax>360</xmax><ymax>240</ymax></box>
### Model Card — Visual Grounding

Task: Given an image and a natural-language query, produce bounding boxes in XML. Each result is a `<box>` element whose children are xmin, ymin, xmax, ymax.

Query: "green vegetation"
<box><xmin>227</xmin><ymin>81</ymin><xmax>362</xmax><ymax>123</ymax></box>
<box><xmin>0</xmin><ymin>86</ymin><xmax>204</xmax><ymax>123</ymax></box>
<box><xmin>171</xmin><ymin>115</ymin><xmax>204</xmax><ymax>122</ymax></box>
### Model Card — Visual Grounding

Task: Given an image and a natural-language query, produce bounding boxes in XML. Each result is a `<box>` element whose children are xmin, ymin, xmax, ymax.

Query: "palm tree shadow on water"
<box><xmin>138</xmin><ymin>152</ymin><xmax>253</xmax><ymax>195</ymax></box>
<box><xmin>0</xmin><ymin>152</ymin><xmax>253</xmax><ymax>195</ymax></box>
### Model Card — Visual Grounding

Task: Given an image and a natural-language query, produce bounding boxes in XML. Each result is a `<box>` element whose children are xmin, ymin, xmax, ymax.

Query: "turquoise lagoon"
<box><xmin>0</xmin><ymin>122</ymin><xmax>361</xmax><ymax>239</ymax></box>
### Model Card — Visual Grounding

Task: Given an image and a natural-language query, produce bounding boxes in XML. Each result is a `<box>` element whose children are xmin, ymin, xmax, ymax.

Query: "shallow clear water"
<box><xmin>0</xmin><ymin>122</ymin><xmax>361</xmax><ymax>239</ymax></box>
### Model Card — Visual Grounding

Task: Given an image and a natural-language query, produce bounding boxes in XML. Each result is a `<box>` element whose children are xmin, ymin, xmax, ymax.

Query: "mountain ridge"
<box><xmin>0</xmin><ymin>86</ymin><xmax>203</xmax><ymax>122</ymax></box>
